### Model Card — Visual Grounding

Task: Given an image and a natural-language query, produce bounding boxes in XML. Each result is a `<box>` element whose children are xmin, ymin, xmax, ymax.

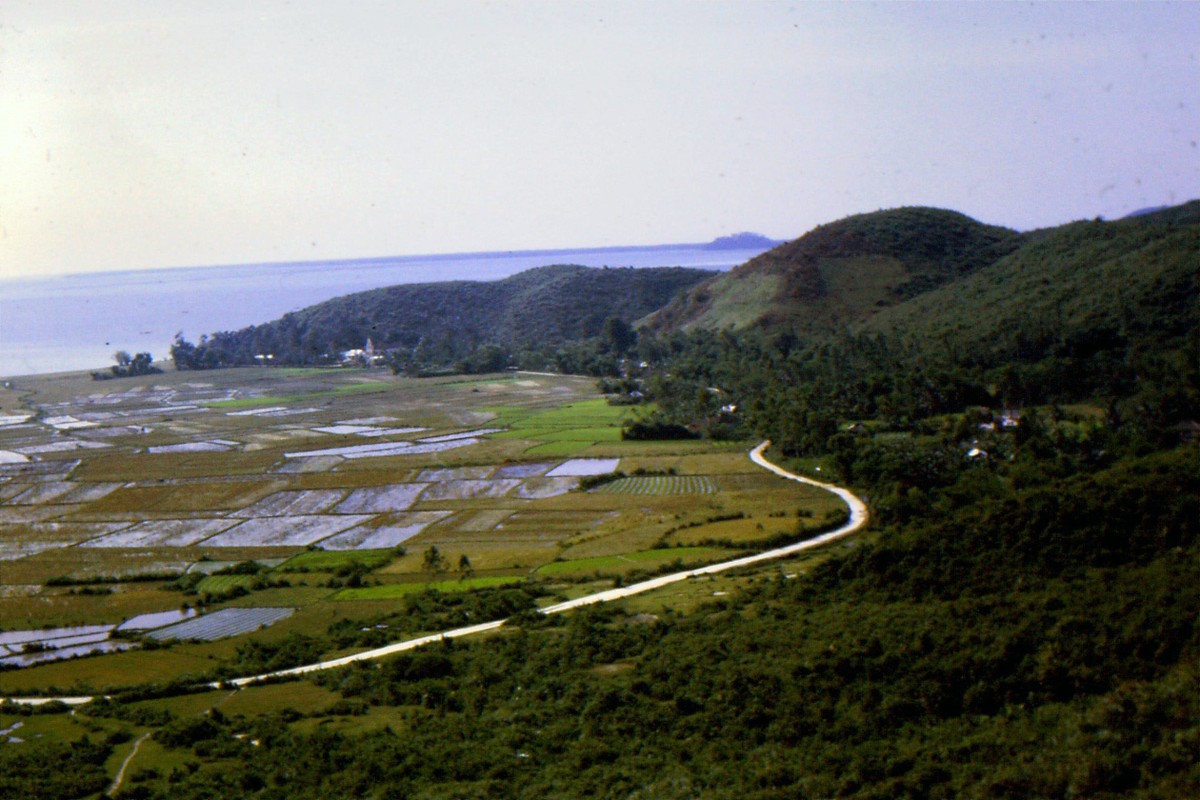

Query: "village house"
<box><xmin>340</xmin><ymin>338</ymin><xmax>386</xmax><ymax>366</ymax></box>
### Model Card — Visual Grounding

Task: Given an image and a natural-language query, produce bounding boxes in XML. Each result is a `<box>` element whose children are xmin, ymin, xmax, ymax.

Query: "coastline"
<box><xmin>0</xmin><ymin>243</ymin><xmax>768</xmax><ymax>380</ymax></box>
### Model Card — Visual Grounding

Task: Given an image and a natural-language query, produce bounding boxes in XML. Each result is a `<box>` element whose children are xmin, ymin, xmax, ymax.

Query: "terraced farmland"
<box><xmin>0</xmin><ymin>367</ymin><xmax>834</xmax><ymax>691</ymax></box>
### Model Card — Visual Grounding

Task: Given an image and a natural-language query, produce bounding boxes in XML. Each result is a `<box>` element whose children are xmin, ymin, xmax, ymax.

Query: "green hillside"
<box><xmin>644</xmin><ymin>207</ymin><xmax>1020</xmax><ymax>335</ymax></box>
<box><xmin>181</xmin><ymin>265</ymin><xmax>713</xmax><ymax>369</ymax></box>
<box><xmin>861</xmin><ymin>202</ymin><xmax>1200</xmax><ymax>365</ymax></box>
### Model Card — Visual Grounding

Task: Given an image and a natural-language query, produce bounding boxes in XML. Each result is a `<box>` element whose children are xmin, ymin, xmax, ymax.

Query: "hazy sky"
<box><xmin>2</xmin><ymin>1</ymin><xmax>1197</xmax><ymax>279</ymax></box>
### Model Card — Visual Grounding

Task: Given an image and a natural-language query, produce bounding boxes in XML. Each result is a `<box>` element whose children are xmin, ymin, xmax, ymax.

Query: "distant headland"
<box><xmin>703</xmin><ymin>232</ymin><xmax>780</xmax><ymax>250</ymax></box>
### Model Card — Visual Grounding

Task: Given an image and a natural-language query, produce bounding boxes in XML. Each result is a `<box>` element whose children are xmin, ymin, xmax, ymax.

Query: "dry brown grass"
<box><xmin>79</xmin><ymin>480</ymin><xmax>280</xmax><ymax>514</ymax></box>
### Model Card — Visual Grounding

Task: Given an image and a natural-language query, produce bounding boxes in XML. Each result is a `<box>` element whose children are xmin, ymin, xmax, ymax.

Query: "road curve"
<box><xmin>5</xmin><ymin>441</ymin><xmax>868</xmax><ymax>702</ymax></box>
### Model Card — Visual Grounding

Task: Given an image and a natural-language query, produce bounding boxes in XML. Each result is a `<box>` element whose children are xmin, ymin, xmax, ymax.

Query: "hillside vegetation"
<box><xmin>178</xmin><ymin>265</ymin><xmax>712</xmax><ymax>370</ymax></box>
<box><xmin>635</xmin><ymin>202</ymin><xmax>1197</xmax><ymax>454</ymax></box>
<box><xmin>863</xmin><ymin>203</ymin><xmax>1200</xmax><ymax>375</ymax></box>
<box><xmin>7</xmin><ymin>437</ymin><xmax>1194</xmax><ymax>799</ymax></box>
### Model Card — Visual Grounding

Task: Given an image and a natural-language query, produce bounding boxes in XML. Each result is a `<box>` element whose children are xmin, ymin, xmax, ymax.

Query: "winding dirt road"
<box><xmin>107</xmin><ymin>732</ymin><xmax>151</xmax><ymax>795</ymax></box>
<box><xmin>5</xmin><ymin>440</ymin><xmax>868</xmax><ymax>702</ymax></box>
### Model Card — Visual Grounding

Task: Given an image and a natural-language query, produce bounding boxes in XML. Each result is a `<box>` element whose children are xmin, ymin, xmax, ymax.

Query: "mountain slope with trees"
<box><xmin>174</xmin><ymin>265</ymin><xmax>713</xmax><ymax>371</ymax></box>
<box><xmin>633</xmin><ymin>201</ymin><xmax>1197</xmax><ymax>454</ymax></box>
<box><xmin>860</xmin><ymin>202</ymin><xmax>1199</xmax><ymax>386</ymax></box>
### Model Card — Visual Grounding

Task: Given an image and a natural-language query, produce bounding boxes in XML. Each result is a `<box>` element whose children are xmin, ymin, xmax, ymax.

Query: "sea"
<box><xmin>0</xmin><ymin>243</ymin><xmax>769</xmax><ymax>379</ymax></box>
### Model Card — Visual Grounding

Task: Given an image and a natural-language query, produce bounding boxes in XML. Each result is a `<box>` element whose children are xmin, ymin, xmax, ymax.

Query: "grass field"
<box><xmin>523</xmin><ymin>440</ymin><xmax>596</xmax><ymax>456</ymax></box>
<box><xmin>281</xmin><ymin>549</ymin><xmax>398</xmax><ymax>572</ymax></box>
<box><xmin>332</xmin><ymin>575</ymin><xmax>525</xmax><ymax>600</ymax></box>
<box><xmin>536</xmin><ymin>546</ymin><xmax>733</xmax><ymax>576</ymax></box>
<box><xmin>203</xmin><ymin>382</ymin><xmax>391</xmax><ymax>409</ymax></box>
<box><xmin>194</xmin><ymin>574</ymin><xmax>257</xmax><ymax>594</ymax></box>
<box><xmin>485</xmin><ymin>399</ymin><xmax>636</xmax><ymax>454</ymax></box>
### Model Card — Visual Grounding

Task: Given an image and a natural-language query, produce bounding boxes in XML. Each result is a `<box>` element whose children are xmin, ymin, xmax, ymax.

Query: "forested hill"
<box><xmin>643</xmin><ymin>207</ymin><xmax>1021</xmax><ymax>335</ymax></box>
<box><xmin>183</xmin><ymin>265</ymin><xmax>712</xmax><ymax>370</ymax></box>
<box><xmin>861</xmin><ymin>201</ymin><xmax>1200</xmax><ymax>377</ymax></box>
<box><xmin>637</xmin><ymin>201</ymin><xmax>1197</xmax><ymax>456</ymax></box>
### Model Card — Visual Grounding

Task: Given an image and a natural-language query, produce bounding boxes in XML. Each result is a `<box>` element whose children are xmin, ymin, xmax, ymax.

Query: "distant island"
<box><xmin>703</xmin><ymin>231</ymin><xmax>780</xmax><ymax>250</ymax></box>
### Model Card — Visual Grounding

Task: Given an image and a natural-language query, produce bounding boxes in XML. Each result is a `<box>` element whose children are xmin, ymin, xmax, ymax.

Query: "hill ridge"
<box><xmin>644</xmin><ymin>206</ymin><xmax>1021</xmax><ymax>335</ymax></box>
<box><xmin>188</xmin><ymin>263</ymin><xmax>715</xmax><ymax>369</ymax></box>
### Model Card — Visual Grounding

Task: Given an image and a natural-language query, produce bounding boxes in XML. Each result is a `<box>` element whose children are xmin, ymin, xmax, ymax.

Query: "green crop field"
<box><xmin>202</xmin><ymin>381</ymin><xmax>388</xmax><ymax>409</ymax></box>
<box><xmin>591</xmin><ymin>475</ymin><xmax>716</xmax><ymax>495</ymax></box>
<box><xmin>522</xmin><ymin>440</ymin><xmax>595</xmax><ymax>456</ymax></box>
<box><xmin>194</xmin><ymin>574</ymin><xmax>258</xmax><ymax>594</ymax></box>
<box><xmin>281</xmin><ymin>549</ymin><xmax>397</xmax><ymax>572</ymax></box>
<box><xmin>485</xmin><ymin>398</ymin><xmax>636</xmax><ymax>453</ymax></box>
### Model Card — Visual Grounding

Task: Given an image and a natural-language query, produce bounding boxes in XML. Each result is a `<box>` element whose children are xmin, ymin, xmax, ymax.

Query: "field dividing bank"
<box><xmin>0</xmin><ymin>441</ymin><xmax>864</xmax><ymax>700</ymax></box>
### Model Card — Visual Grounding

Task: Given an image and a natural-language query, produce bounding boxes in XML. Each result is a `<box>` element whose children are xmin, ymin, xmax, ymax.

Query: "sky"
<box><xmin>2</xmin><ymin>1</ymin><xmax>1197</xmax><ymax>280</ymax></box>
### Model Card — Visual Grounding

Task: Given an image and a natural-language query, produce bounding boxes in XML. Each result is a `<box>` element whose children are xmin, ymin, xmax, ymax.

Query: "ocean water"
<box><xmin>0</xmin><ymin>244</ymin><xmax>767</xmax><ymax>379</ymax></box>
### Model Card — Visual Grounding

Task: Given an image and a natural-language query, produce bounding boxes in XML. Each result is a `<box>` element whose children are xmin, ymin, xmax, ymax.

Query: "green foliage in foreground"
<box><xmin>0</xmin><ymin>736</ymin><xmax>113</xmax><ymax>798</ymax></box>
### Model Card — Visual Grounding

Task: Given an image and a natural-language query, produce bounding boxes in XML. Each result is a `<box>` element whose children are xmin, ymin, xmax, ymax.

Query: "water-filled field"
<box><xmin>145</xmin><ymin>607</ymin><xmax>296</xmax><ymax>642</ymax></box>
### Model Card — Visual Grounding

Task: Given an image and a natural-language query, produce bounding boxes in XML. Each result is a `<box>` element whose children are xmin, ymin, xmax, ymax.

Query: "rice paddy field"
<box><xmin>0</xmin><ymin>366</ymin><xmax>835</xmax><ymax>697</ymax></box>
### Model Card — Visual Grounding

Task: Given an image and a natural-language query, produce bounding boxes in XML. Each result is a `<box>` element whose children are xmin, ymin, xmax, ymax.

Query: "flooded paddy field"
<box><xmin>0</xmin><ymin>366</ymin><xmax>826</xmax><ymax>692</ymax></box>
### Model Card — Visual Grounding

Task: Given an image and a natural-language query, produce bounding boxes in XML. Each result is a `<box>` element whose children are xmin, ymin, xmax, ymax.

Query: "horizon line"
<box><xmin>2</xmin><ymin>235</ymin><xmax>784</xmax><ymax>285</ymax></box>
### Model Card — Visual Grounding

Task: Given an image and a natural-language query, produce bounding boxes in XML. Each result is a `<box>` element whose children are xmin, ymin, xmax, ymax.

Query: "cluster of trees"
<box><xmin>169</xmin><ymin>333</ymin><xmax>226</xmax><ymax>371</ymax></box>
<box><xmin>0</xmin><ymin>732</ymin><xmax>114</xmax><ymax>798</ymax></box>
<box><xmin>92</xmin><ymin>350</ymin><xmax>161</xmax><ymax>380</ymax></box>
<box><xmin>618</xmin><ymin>264</ymin><xmax>1197</xmax><ymax>456</ymax></box>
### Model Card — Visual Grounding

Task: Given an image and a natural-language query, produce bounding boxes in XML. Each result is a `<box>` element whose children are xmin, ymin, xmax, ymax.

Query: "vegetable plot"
<box><xmin>590</xmin><ymin>475</ymin><xmax>716</xmax><ymax>495</ymax></box>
